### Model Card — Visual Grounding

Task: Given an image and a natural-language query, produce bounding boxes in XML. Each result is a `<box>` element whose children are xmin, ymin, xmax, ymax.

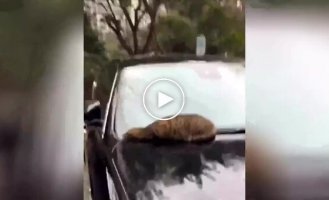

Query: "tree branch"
<box><xmin>119</xmin><ymin>5</ymin><xmax>134</xmax><ymax>32</ymax></box>
<box><xmin>134</xmin><ymin>0</ymin><xmax>143</xmax><ymax>22</ymax></box>
<box><xmin>112</xmin><ymin>28</ymin><xmax>134</xmax><ymax>55</ymax></box>
<box><xmin>142</xmin><ymin>17</ymin><xmax>155</xmax><ymax>53</ymax></box>
<box><xmin>119</xmin><ymin>5</ymin><xmax>139</xmax><ymax>54</ymax></box>
<box><xmin>130</xmin><ymin>0</ymin><xmax>144</xmax><ymax>53</ymax></box>
<box><xmin>118</xmin><ymin>1</ymin><xmax>144</xmax><ymax>54</ymax></box>
<box><xmin>141</xmin><ymin>0</ymin><xmax>161</xmax><ymax>53</ymax></box>
<box><xmin>136</xmin><ymin>0</ymin><xmax>142</xmax><ymax>10</ymax></box>
<box><xmin>98</xmin><ymin>2</ymin><xmax>109</xmax><ymax>13</ymax></box>
<box><xmin>105</xmin><ymin>15</ymin><xmax>133</xmax><ymax>55</ymax></box>
<box><xmin>102</xmin><ymin>0</ymin><xmax>122</xmax><ymax>32</ymax></box>
<box><xmin>134</xmin><ymin>0</ymin><xmax>140</xmax><ymax>27</ymax></box>
<box><xmin>136</xmin><ymin>11</ymin><xmax>146</xmax><ymax>24</ymax></box>
<box><xmin>105</xmin><ymin>0</ymin><xmax>118</xmax><ymax>21</ymax></box>
<box><xmin>142</xmin><ymin>0</ymin><xmax>152</xmax><ymax>14</ymax></box>
<box><xmin>103</xmin><ymin>0</ymin><xmax>134</xmax><ymax>55</ymax></box>
<box><xmin>106</xmin><ymin>19</ymin><xmax>117</xmax><ymax>32</ymax></box>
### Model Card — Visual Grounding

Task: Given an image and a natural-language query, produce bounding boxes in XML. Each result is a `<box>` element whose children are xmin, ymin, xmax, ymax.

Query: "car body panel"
<box><xmin>106</xmin><ymin>135</ymin><xmax>245</xmax><ymax>200</ymax></box>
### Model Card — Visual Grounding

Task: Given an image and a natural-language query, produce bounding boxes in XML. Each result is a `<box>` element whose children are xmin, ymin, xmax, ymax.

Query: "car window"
<box><xmin>114</xmin><ymin>61</ymin><xmax>245</xmax><ymax>139</ymax></box>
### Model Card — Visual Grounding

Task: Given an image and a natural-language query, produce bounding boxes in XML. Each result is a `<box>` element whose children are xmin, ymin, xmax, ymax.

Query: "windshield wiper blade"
<box><xmin>217</xmin><ymin>128</ymin><xmax>245</xmax><ymax>134</ymax></box>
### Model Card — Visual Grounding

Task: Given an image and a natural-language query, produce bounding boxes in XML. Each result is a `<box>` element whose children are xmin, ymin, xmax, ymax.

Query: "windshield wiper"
<box><xmin>217</xmin><ymin>128</ymin><xmax>245</xmax><ymax>134</ymax></box>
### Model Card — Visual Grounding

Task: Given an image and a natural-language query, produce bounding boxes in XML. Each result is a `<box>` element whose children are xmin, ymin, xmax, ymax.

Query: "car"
<box><xmin>85</xmin><ymin>55</ymin><xmax>245</xmax><ymax>200</ymax></box>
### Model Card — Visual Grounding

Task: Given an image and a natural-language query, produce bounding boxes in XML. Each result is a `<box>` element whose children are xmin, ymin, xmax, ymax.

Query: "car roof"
<box><xmin>109</xmin><ymin>54</ymin><xmax>244</xmax><ymax>69</ymax></box>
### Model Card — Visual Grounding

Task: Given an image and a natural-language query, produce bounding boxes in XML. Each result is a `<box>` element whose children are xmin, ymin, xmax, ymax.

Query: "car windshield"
<box><xmin>114</xmin><ymin>60</ymin><xmax>245</xmax><ymax>139</ymax></box>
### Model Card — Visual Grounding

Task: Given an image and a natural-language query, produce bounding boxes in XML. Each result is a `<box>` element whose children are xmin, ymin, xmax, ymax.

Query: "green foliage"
<box><xmin>84</xmin><ymin>12</ymin><xmax>112</xmax><ymax>79</ymax></box>
<box><xmin>197</xmin><ymin>2</ymin><xmax>227</xmax><ymax>54</ymax></box>
<box><xmin>198</xmin><ymin>3</ymin><xmax>229</xmax><ymax>35</ymax></box>
<box><xmin>157</xmin><ymin>13</ymin><xmax>197</xmax><ymax>53</ymax></box>
<box><xmin>103</xmin><ymin>34</ymin><xmax>129</xmax><ymax>60</ymax></box>
<box><xmin>84</xmin><ymin>13</ymin><xmax>106</xmax><ymax>56</ymax></box>
<box><xmin>217</xmin><ymin>31</ymin><xmax>245</xmax><ymax>57</ymax></box>
<box><xmin>168</xmin><ymin>0</ymin><xmax>207</xmax><ymax>20</ymax></box>
<box><xmin>158</xmin><ymin>0</ymin><xmax>245</xmax><ymax>58</ymax></box>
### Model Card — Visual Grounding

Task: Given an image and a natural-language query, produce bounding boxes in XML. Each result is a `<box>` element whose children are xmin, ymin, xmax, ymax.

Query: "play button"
<box><xmin>157</xmin><ymin>92</ymin><xmax>173</xmax><ymax>108</ymax></box>
<box><xmin>143</xmin><ymin>78</ymin><xmax>185</xmax><ymax>120</ymax></box>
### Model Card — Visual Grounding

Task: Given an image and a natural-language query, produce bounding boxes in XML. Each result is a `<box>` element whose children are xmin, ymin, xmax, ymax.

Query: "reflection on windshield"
<box><xmin>114</xmin><ymin>140</ymin><xmax>245</xmax><ymax>200</ymax></box>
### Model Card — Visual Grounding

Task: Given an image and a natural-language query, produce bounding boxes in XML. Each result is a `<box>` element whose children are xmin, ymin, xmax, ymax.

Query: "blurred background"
<box><xmin>0</xmin><ymin>0</ymin><xmax>83</xmax><ymax>200</ymax></box>
<box><xmin>247</xmin><ymin>1</ymin><xmax>329</xmax><ymax>199</ymax></box>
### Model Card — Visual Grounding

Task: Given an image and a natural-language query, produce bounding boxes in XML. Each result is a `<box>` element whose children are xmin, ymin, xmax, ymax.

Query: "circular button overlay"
<box><xmin>143</xmin><ymin>78</ymin><xmax>185</xmax><ymax>120</ymax></box>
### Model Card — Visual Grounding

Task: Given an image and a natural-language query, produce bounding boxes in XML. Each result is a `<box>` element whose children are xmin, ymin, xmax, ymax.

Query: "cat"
<box><xmin>123</xmin><ymin>114</ymin><xmax>216</xmax><ymax>143</ymax></box>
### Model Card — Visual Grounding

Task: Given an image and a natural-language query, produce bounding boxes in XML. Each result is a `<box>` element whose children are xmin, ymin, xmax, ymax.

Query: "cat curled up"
<box><xmin>123</xmin><ymin>114</ymin><xmax>216</xmax><ymax>143</ymax></box>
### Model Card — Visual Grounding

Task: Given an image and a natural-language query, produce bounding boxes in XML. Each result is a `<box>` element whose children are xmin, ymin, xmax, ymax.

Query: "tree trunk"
<box><xmin>132</xmin><ymin>27</ymin><xmax>139</xmax><ymax>54</ymax></box>
<box><xmin>112</xmin><ymin>28</ymin><xmax>134</xmax><ymax>55</ymax></box>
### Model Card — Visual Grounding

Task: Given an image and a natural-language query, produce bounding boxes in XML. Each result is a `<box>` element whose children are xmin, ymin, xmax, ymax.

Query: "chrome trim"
<box><xmin>102</xmin><ymin>67</ymin><xmax>119</xmax><ymax>137</ymax></box>
<box><xmin>112</xmin><ymin>159</ymin><xmax>130</xmax><ymax>200</ymax></box>
<box><xmin>105</xmin><ymin>169</ymin><xmax>119</xmax><ymax>200</ymax></box>
<box><xmin>215</xmin><ymin>134</ymin><xmax>245</xmax><ymax>141</ymax></box>
<box><xmin>110</xmin><ymin>89</ymin><xmax>119</xmax><ymax>139</ymax></box>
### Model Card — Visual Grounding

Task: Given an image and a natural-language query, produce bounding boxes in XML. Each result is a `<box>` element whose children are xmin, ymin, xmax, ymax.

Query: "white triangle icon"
<box><xmin>158</xmin><ymin>92</ymin><xmax>173</xmax><ymax>108</ymax></box>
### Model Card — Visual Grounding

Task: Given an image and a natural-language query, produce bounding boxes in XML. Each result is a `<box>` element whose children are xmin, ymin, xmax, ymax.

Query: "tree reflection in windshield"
<box><xmin>114</xmin><ymin>140</ymin><xmax>244</xmax><ymax>200</ymax></box>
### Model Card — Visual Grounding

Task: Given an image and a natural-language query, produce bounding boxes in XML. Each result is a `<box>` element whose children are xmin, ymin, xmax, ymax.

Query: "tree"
<box><xmin>84</xmin><ymin>12</ymin><xmax>111</xmax><ymax>101</ymax></box>
<box><xmin>157</xmin><ymin>0</ymin><xmax>245</xmax><ymax>57</ymax></box>
<box><xmin>164</xmin><ymin>0</ymin><xmax>208</xmax><ymax>21</ymax></box>
<box><xmin>198</xmin><ymin>2</ymin><xmax>229</xmax><ymax>54</ymax></box>
<box><xmin>157</xmin><ymin>13</ymin><xmax>196</xmax><ymax>53</ymax></box>
<box><xmin>84</xmin><ymin>13</ymin><xmax>106</xmax><ymax>56</ymax></box>
<box><xmin>90</xmin><ymin>0</ymin><xmax>163</xmax><ymax>55</ymax></box>
<box><xmin>84</xmin><ymin>12</ymin><xmax>107</xmax><ymax>79</ymax></box>
<box><xmin>84</xmin><ymin>0</ymin><xmax>245</xmax><ymax>58</ymax></box>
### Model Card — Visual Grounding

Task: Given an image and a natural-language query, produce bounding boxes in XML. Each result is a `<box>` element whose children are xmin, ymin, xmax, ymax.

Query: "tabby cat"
<box><xmin>123</xmin><ymin>114</ymin><xmax>216</xmax><ymax>143</ymax></box>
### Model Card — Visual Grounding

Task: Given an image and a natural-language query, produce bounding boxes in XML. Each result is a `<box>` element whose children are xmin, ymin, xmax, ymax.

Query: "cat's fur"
<box><xmin>123</xmin><ymin>114</ymin><xmax>216</xmax><ymax>143</ymax></box>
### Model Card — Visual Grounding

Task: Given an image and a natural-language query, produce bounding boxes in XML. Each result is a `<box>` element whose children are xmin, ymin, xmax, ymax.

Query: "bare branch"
<box><xmin>103</xmin><ymin>0</ymin><xmax>123</xmax><ymax>38</ymax></box>
<box><xmin>142</xmin><ymin>18</ymin><xmax>155</xmax><ymax>53</ymax></box>
<box><xmin>105</xmin><ymin>0</ymin><xmax>118</xmax><ymax>21</ymax></box>
<box><xmin>136</xmin><ymin>11</ymin><xmax>146</xmax><ymax>24</ymax></box>
<box><xmin>94</xmin><ymin>0</ymin><xmax>163</xmax><ymax>55</ymax></box>
<box><xmin>104</xmin><ymin>14</ymin><xmax>133</xmax><ymax>55</ymax></box>
<box><xmin>119</xmin><ymin>5</ymin><xmax>134</xmax><ymax>31</ymax></box>
<box><xmin>106</xmin><ymin>18</ymin><xmax>117</xmax><ymax>32</ymax></box>
<box><xmin>142</xmin><ymin>0</ymin><xmax>152</xmax><ymax>14</ymax></box>
<box><xmin>142</xmin><ymin>0</ymin><xmax>161</xmax><ymax>16</ymax></box>
<box><xmin>136</xmin><ymin>0</ymin><xmax>142</xmax><ymax>10</ymax></box>
<box><xmin>112</xmin><ymin>28</ymin><xmax>134</xmax><ymax>55</ymax></box>
<box><xmin>128</xmin><ymin>0</ymin><xmax>145</xmax><ymax>54</ymax></box>
<box><xmin>141</xmin><ymin>0</ymin><xmax>162</xmax><ymax>52</ymax></box>
<box><xmin>97</xmin><ymin>2</ymin><xmax>109</xmax><ymax>13</ymax></box>
<box><xmin>134</xmin><ymin>0</ymin><xmax>144</xmax><ymax>27</ymax></box>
